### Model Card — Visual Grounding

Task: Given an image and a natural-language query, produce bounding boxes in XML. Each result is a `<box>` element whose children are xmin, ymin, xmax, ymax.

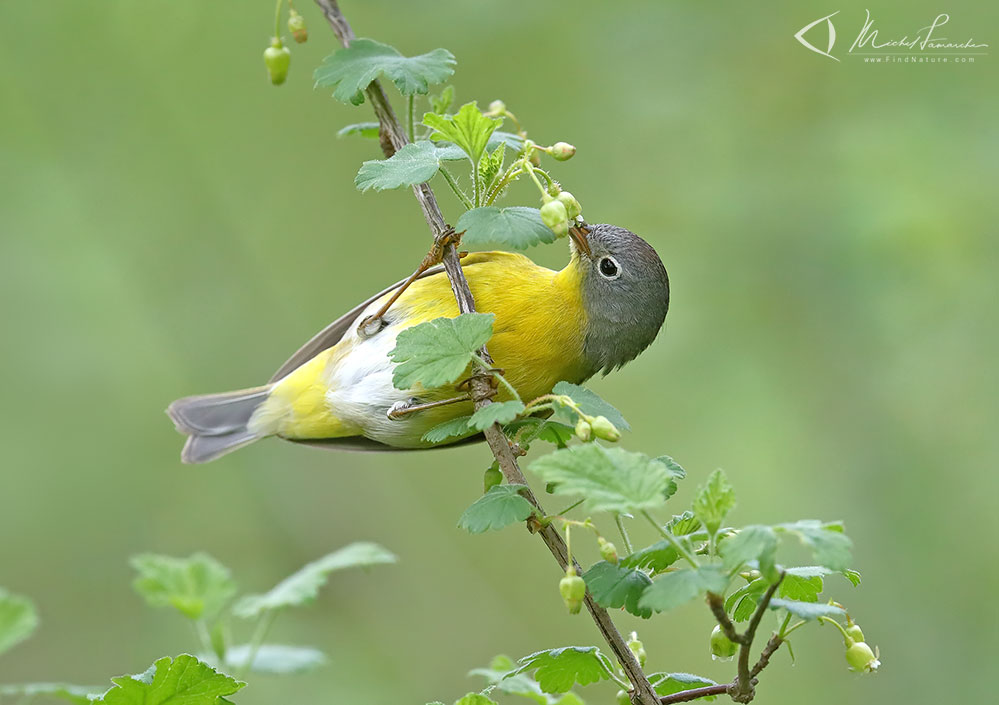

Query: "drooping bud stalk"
<box><xmin>559</xmin><ymin>567</ymin><xmax>586</xmax><ymax>614</ymax></box>
<box><xmin>710</xmin><ymin>625</ymin><xmax>738</xmax><ymax>661</ymax></box>
<box><xmin>264</xmin><ymin>38</ymin><xmax>291</xmax><ymax>85</ymax></box>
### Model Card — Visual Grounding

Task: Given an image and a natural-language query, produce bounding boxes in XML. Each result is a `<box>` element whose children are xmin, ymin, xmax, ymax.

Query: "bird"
<box><xmin>167</xmin><ymin>223</ymin><xmax>669</xmax><ymax>463</ymax></box>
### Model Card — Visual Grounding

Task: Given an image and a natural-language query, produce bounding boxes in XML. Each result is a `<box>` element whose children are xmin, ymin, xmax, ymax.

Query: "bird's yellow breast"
<box><xmin>260</xmin><ymin>251</ymin><xmax>590</xmax><ymax>444</ymax></box>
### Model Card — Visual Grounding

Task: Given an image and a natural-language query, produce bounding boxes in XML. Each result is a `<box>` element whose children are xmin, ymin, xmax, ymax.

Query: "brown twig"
<box><xmin>310</xmin><ymin>3</ymin><xmax>660</xmax><ymax>705</ymax></box>
<box><xmin>659</xmin><ymin>685</ymin><xmax>730</xmax><ymax>705</ymax></box>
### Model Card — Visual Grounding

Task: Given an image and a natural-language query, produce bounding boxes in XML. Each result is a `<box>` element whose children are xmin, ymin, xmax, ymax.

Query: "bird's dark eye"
<box><xmin>599</xmin><ymin>256</ymin><xmax>620</xmax><ymax>279</ymax></box>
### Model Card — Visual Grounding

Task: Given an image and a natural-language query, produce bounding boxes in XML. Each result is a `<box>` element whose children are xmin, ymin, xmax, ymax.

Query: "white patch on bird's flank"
<box><xmin>322</xmin><ymin>298</ymin><xmax>423</xmax><ymax>446</ymax></box>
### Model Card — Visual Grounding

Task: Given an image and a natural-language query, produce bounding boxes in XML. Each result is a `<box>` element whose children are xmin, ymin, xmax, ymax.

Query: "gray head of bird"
<box><xmin>568</xmin><ymin>222</ymin><xmax>670</xmax><ymax>377</ymax></box>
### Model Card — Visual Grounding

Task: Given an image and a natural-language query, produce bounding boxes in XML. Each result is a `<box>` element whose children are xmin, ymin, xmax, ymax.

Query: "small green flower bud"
<box><xmin>551</xmin><ymin>219</ymin><xmax>569</xmax><ymax>238</ymax></box>
<box><xmin>288</xmin><ymin>9</ymin><xmax>308</xmax><ymax>43</ymax></box>
<box><xmin>710</xmin><ymin>625</ymin><xmax>738</xmax><ymax>661</ymax></box>
<box><xmin>590</xmin><ymin>415</ymin><xmax>621</xmax><ymax>442</ymax></box>
<box><xmin>598</xmin><ymin>536</ymin><xmax>619</xmax><ymax>564</ymax></box>
<box><xmin>549</xmin><ymin>142</ymin><xmax>576</xmax><ymax>161</ymax></box>
<box><xmin>556</xmin><ymin>191</ymin><xmax>582</xmax><ymax>220</ymax></box>
<box><xmin>616</xmin><ymin>690</ymin><xmax>631</xmax><ymax>705</ymax></box>
<box><xmin>540</xmin><ymin>199</ymin><xmax>568</xmax><ymax>230</ymax></box>
<box><xmin>845</xmin><ymin>623</ymin><xmax>865</xmax><ymax>644</ymax></box>
<box><xmin>264</xmin><ymin>40</ymin><xmax>291</xmax><ymax>85</ymax></box>
<box><xmin>559</xmin><ymin>569</ymin><xmax>586</xmax><ymax>614</ymax></box>
<box><xmin>574</xmin><ymin>418</ymin><xmax>592</xmax><ymax>442</ymax></box>
<box><xmin>845</xmin><ymin>641</ymin><xmax>880</xmax><ymax>673</ymax></box>
<box><xmin>483</xmin><ymin>463</ymin><xmax>503</xmax><ymax>493</ymax></box>
<box><xmin>626</xmin><ymin>633</ymin><xmax>646</xmax><ymax>667</ymax></box>
<box><xmin>488</xmin><ymin>99</ymin><xmax>506</xmax><ymax>114</ymax></box>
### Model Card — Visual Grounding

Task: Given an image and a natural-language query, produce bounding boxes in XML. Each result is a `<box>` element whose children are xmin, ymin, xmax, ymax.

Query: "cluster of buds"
<box><xmin>540</xmin><ymin>189</ymin><xmax>582</xmax><ymax>238</ymax></box>
<box><xmin>559</xmin><ymin>566</ymin><xmax>586</xmax><ymax>614</ymax></box>
<box><xmin>843</xmin><ymin>620</ymin><xmax>880</xmax><ymax>673</ymax></box>
<box><xmin>263</xmin><ymin>4</ymin><xmax>308</xmax><ymax>85</ymax></box>
<box><xmin>573</xmin><ymin>414</ymin><xmax>620</xmax><ymax>443</ymax></box>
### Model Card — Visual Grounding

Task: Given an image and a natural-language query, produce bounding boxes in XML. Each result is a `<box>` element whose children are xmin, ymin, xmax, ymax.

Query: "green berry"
<box><xmin>574</xmin><ymin>418</ymin><xmax>592</xmax><ymax>442</ymax></box>
<box><xmin>598</xmin><ymin>536</ymin><xmax>619</xmax><ymax>564</ymax></box>
<box><xmin>483</xmin><ymin>463</ymin><xmax>503</xmax><ymax>493</ymax></box>
<box><xmin>590</xmin><ymin>415</ymin><xmax>621</xmax><ymax>442</ymax></box>
<box><xmin>288</xmin><ymin>10</ymin><xmax>308</xmax><ymax>43</ymax></box>
<box><xmin>845</xmin><ymin>641</ymin><xmax>880</xmax><ymax>673</ymax></box>
<box><xmin>264</xmin><ymin>40</ymin><xmax>291</xmax><ymax>85</ymax></box>
<box><xmin>559</xmin><ymin>569</ymin><xmax>586</xmax><ymax>614</ymax></box>
<box><xmin>488</xmin><ymin>99</ymin><xmax>506</xmax><ymax>113</ymax></box>
<box><xmin>845</xmin><ymin>623</ymin><xmax>865</xmax><ymax>644</ymax></box>
<box><xmin>556</xmin><ymin>191</ymin><xmax>582</xmax><ymax>220</ymax></box>
<box><xmin>540</xmin><ymin>199</ymin><xmax>568</xmax><ymax>230</ymax></box>
<box><xmin>549</xmin><ymin>142</ymin><xmax>577</xmax><ymax>161</ymax></box>
<box><xmin>710</xmin><ymin>625</ymin><xmax>738</xmax><ymax>661</ymax></box>
<box><xmin>616</xmin><ymin>690</ymin><xmax>631</xmax><ymax>705</ymax></box>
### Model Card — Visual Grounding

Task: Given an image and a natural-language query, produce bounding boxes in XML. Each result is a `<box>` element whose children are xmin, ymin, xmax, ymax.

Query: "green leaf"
<box><xmin>477</xmin><ymin>143</ymin><xmax>506</xmax><ymax>196</ymax></box>
<box><xmin>355</xmin><ymin>141</ymin><xmax>440</xmax><ymax>191</ymax></box>
<box><xmin>620</xmin><ymin>541</ymin><xmax>679</xmax><ymax>574</ymax></box>
<box><xmin>720</xmin><ymin>525</ymin><xmax>778</xmax><ymax>581</ymax></box>
<box><xmin>336</xmin><ymin>122</ymin><xmax>380</xmax><ymax>138</ymax></box>
<box><xmin>430</xmin><ymin>85</ymin><xmax>455</xmax><ymax>115</ymax></box>
<box><xmin>457</xmin><ymin>207</ymin><xmax>558</xmax><ymax>250</ymax></box>
<box><xmin>455</xmin><ymin>695</ymin><xmax>498</xmax><ymax>705</ymax></box>
<box><xmin>843</xmin><ymin>569</ymin><xmax>862</xmax><ymax>587</ymax></box>
<box><xmin>582</xmin><ymin>561</ymin><xmax>653</xmax><ymax>618</ymax></box>
<box><xmin>510</xmin><ymin>647</ymin><xmax>613</xmax><ymax>694</ymax></box>
<box><xmin>692</xmin><ymin>470</ymin><xmax>736</xmax><ymax>535</ymax></box>
<box><xmin>667</xmin><ymin>511</ymin><xmax>702</xmax><ymax>536</ymax></box>
<box><xmin>0</xmin><ymin>683</ymin><xmax>102</xmax><ymax>705</ymax></box>
<box><xmin>551</xmin><ymin>382</ymin><xmax>630</xmax><ymax>432</ymax></box>
<box><xmin>314</xmin><ymin>38</ymin><xmax>455</xmax><ymax>105</ymax></box>
<box><xmin>529</xmin><ymin>445</ymin><xmax>677</xmax><ymax>514</ymax></box>
<box><xmin>725</xmin><ymin>579</ymin><xmax>767</xmax><ymax>622</ymax></box>
<box><xmin>211</xmin><ymin>644</ymin><xmax>327</xmax><ymax>675</ymax></box>
<box><xmin>98</xmin><ymin>654</ymin><xmax>244</xmax><ymax>705</ymax></box>
<box><xmin>424</xmin><ymin>102</ymin><xmax>502</xmax><ymax>164</ymax></box>
<box><xmin>130</xmin><ymin>553</ymin><xmax>236</xmax><ymax>621</ymax></box>
<box><xmin>422</xmin><ymin>415</ymin><xmax>474</xmax><ymax>443</ymax></box>
<box><xmin>654</xmin><ymin>455</ymin><xmax>687</xmax><ymax>499</ymax></box>
<box><xmin>469</xmin><ymin>401</ymin><xmax>526</xmax><ymax>431</ymax></box>
<box><xmin>389</xmin><ymin>313</ymin><xmax>494</xmax><ymax>390</ymax></box>
<box><xmin>776</xmin><ymin>520</ymin><xmax>852</xmax><ymax>571</ymax></box>
<box><xmin>779</xmin><ymin>573</ymin><xmax>823</xmax><ymax>603</ymax></box>
<box><xmin>647</xmin><ymin>672</ymin><xmax>719</xmax><ymax>700</ymax></box>
<box><xmin>233</xmin><ymin>542</ymin><xmax>396</xmax><ymax>619</ymax></box>
<box><xmin>0</xmin><ymin>589</ymin><xmax>38</xmax><ymax>656</ymax></box>
<box><xmin>458</xmin><ymin>484</ymin><xmax>534</xmax><ymax>534</ymax></box>
<box><xmin>768</xmin><ymin>598</ymin><xmax>846</xmax><ymax>621</ymax></box>
<box><xmin>638</xmin><ymin>566</ymin><xmax>728</xmax><ymax>613</ymax></box>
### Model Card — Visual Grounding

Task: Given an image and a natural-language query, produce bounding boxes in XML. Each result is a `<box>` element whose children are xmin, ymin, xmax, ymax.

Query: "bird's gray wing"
<box><xmin>268</xmin><ymin>264</ymin><xmax>448</xmax><ymax>383</ymax></box>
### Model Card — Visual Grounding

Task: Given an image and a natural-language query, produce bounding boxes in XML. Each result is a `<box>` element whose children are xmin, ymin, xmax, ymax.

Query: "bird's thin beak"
<box><xmin>569</xmin><ymin>223</ymin><xmax>592</xmax><ymax>258</ymax></box>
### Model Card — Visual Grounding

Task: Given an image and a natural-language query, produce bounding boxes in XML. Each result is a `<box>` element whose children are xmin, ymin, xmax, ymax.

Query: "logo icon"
<box><xmin>795</xmin><ymin>11</ymin><xmax>840</xmax><ymax>61</ymax></box>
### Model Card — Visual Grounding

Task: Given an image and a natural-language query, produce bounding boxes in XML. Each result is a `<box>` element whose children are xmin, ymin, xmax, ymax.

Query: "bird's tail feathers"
<box><xmin>167</xmin><ymin>386</ymin><xmax>272</xmax><ymax>464</ymax></box>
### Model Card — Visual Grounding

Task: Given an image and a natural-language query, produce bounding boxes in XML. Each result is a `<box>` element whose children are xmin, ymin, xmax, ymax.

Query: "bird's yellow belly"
<box><xmin>253</xmin><ymin>252</ymin><xmax>589</xmax><ymax>446</ymax></box>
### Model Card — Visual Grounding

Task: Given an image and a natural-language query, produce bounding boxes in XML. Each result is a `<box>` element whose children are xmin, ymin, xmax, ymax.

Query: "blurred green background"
<box><xmin>1</xmin><ymin>0</ymin><xmax>996</xmax><ymax>703</ymax></box>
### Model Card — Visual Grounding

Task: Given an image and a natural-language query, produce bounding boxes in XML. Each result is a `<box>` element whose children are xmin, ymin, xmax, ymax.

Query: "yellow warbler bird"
<box><xmin>167</xmin><ymin>224</ymin><xmax>669</xmax><ymax>463</ymax></box>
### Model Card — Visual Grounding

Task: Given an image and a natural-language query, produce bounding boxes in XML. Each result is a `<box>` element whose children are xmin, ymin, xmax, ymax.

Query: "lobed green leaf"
<box><xmin>315</xmin><ymin>38</ymin><xmax>455</xmax><ymax>105</ymax></box>
<box><xmin>355</xmin><ymin>141</ymin><xmax>441</xmax><ymax>191</ymax></box>
<box><xmin>509</xmin><ymin>647</ymin><xmax>613</xmax><ymax>694</ymax></box>
<box><xmin>720</xmin><ymin>525</ymin><xmax>778</xmax><ymax>581</ymax></box>
<box><xmin>692</xmin><ymin>470</ymin><xmax>736</xmax><ymax>535</ymax></box>
<box><xmin>529</xmin><ymin>445</ymin><xmax>678</xmax><ymax>514</ymax></box>
<box><xmin>423</xmin><ymin>102</ymin><xmax>501</xmax><ymax>164</ymax></box>
<box><xmin>98</xmin><ymin>654</ymin><xmax>244</xmax><ymax>705</ymax></box>
<box><xmin>775</xmin><ymin>520</ymin><xmax>852</xmax><ymax>572</ymax></box>
<box><xmin>458</xmin><ymin>484</ymin><xmax>534</xmax><ymax>534</ymax></box>
<box><xmin>130</xmin><ymin>553</ymin><xmax>236</xmax><ymax>621</ymax></box>
<box><xmin>389</xmin><ymin>313</ymin><xmax>494</xmax><ymax>390</ymax></box>
<box><xmin>457</xmin><ymin>207</ymin><xmax>557</xmax><ymax>250</ymax></box>
<box><xmin>422</xmin><ymin>416</ymin><xmax>474</xmax><ymax>443</ymax></box>
<box><xmin>233</xmin><ymin>542</ymin><xmax>396</xmax><ymax>619</ymax></box>
<box><xmin>582</xmin><ymin>561</ymin><xmax>652</xmax><ymax>618</ymax></box>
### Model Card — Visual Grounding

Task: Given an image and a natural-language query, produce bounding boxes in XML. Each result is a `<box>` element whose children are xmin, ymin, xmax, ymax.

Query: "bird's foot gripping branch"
<box><xmin>293</xmin><ymin>3</ymin><xmax>882</xmax><ymax>705</ymax></box>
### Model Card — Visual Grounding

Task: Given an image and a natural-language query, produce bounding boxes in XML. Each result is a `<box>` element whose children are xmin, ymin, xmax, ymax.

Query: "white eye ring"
<box><xmin>598</xmin><ymin>255</ymin><xmax>622</xmax><ymax>280</ymax></box>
